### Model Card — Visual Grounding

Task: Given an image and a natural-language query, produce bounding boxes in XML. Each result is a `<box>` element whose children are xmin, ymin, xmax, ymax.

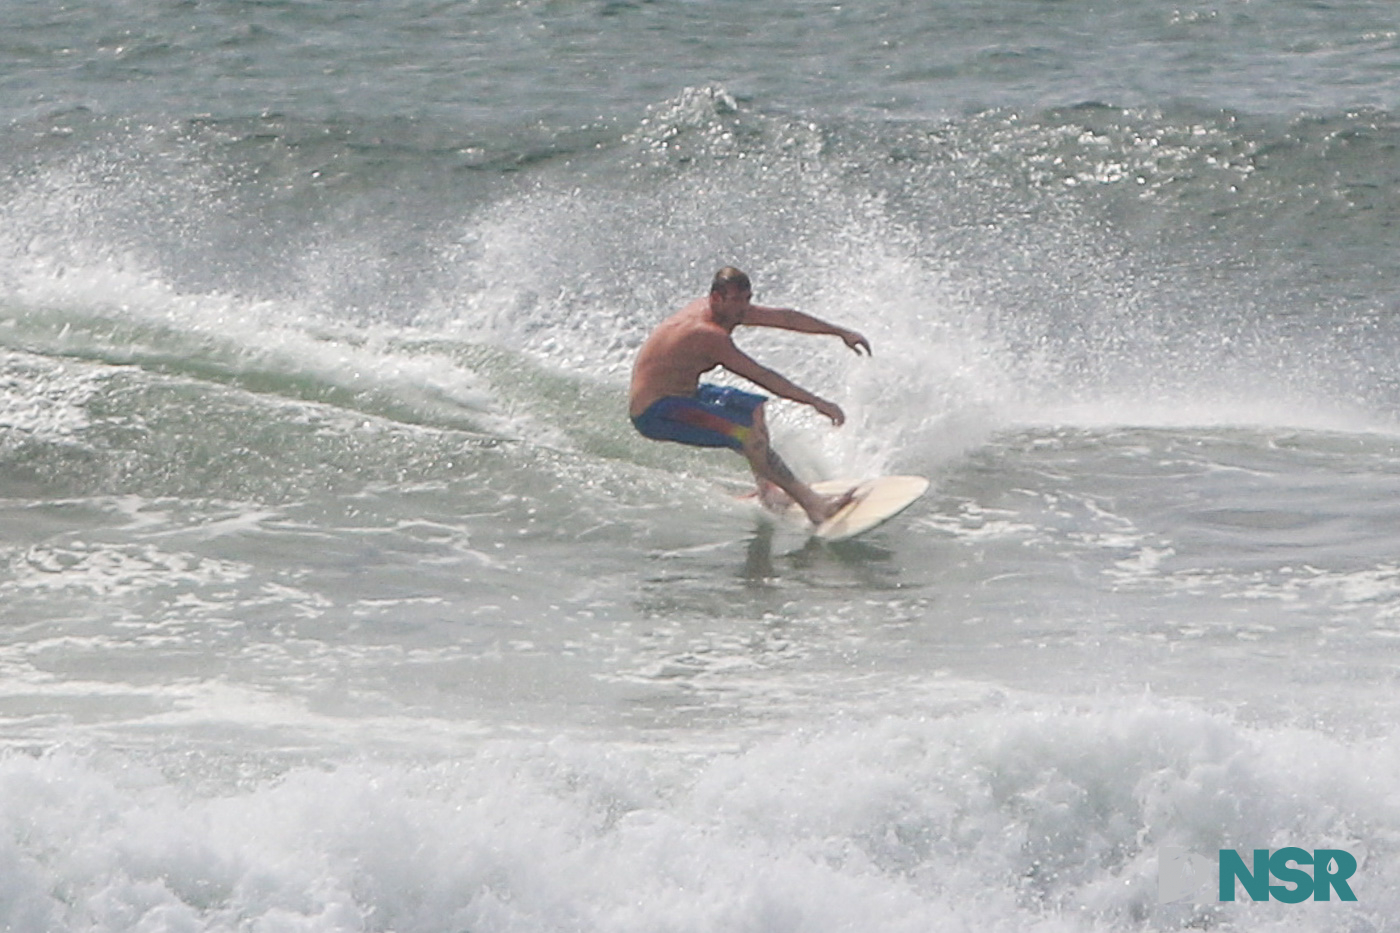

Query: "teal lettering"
<box><xmin>1313</xmin><ymin>849</ymin><xmax>1358</xmax><ymax>901</ymax></box>
<box><xmin>1269</xmin><ymin>848</ymin><xmax>1314</xmax><ymax>903</ymax></box>
<box><xmin>1219</xmin><ymin>849</ymin><xmax>1270</xmax><ymax>902</ymax></box>
<box><xmin>1217</xmin><ymin>847</ymin><xmax>1359</xmax><ymax>903</ymax></box>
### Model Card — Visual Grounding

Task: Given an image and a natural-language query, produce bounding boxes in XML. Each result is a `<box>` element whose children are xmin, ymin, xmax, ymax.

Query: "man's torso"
<box><xmin>628</xmin><ymin>298</ymin><xmax>733</xmax><ymax>417</ymax></box>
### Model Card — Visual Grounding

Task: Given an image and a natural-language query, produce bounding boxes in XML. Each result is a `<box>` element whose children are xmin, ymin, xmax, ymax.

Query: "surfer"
<box><xmin>629</xmin><ymin>266</ymin><xmax>871</xmax><ymax>525</ymax></box>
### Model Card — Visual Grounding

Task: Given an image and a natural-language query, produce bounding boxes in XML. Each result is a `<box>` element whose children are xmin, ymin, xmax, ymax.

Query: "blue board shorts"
<box><xmin>631</xmin><ymin>384</ymin><xmax>767</xmax><ymax>451</ymax></box>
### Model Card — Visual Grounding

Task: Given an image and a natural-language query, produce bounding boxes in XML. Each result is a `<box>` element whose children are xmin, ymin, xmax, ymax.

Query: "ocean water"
<box><xmin>3</xmin><ymin>1</ymin><xmax>1400</xmax><ymax>930</ymax></box>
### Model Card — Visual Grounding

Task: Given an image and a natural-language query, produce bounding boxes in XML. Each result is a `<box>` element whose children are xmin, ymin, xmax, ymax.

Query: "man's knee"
<box><xmin>740</xmin><ymin>433</ymin><xmax>767</xmax><ymax>460</ymax></box>
<box><xmin>746</xmin><ymin>404</ymin><xmax>770</xmax><ymax>445</ymax></box>
<box><xmin>741</xmin><ymin>425</ymin><xmax>769</xmax><ymax>456</ymax></box>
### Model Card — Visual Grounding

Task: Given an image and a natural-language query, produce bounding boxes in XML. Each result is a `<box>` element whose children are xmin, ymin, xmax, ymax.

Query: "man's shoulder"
<box><xmin>676</xmin><ymin>296</ymin><xmax>713</xmax><ymax>321</ymax></box>
<box><xmin>669</xmin><ymin>301</ymin><xmax>729</xmax><ymax>337</ymax></box>
<box><xmin>642</xmin><ymin>307</ymin><xmax>730</xmax><ymax>362</ymax></box>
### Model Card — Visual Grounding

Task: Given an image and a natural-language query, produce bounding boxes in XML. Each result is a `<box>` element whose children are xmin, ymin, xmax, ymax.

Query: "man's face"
<box><xmin>711</xmin><ymin>285</ymin><xmax>753</xmax><ymax>323</ymax></box>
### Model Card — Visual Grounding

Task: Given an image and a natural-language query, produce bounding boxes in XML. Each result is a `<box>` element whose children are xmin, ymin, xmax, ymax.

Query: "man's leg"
<box><xmin>740</xmin><ymin>405</ymin><xmax>853</xmax><ymax>525</ymax></box>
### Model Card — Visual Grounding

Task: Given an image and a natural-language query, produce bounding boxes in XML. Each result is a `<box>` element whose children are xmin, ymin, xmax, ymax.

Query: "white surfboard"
<box><xmin>767</xmin><ymin>475</ymin><xmax>930</xmax><ymax>542</ymax></box>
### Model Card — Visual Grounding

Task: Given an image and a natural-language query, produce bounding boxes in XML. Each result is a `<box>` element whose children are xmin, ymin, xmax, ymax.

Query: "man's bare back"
<box><xmin>628</xmin><ymin>296</ymin><xmax>733</xmax><ymax>417</ymax></box>
<box><xmin>628</xmin><ymin>267</ymin><xmax>871</xmax><ymax>525</ymax></box>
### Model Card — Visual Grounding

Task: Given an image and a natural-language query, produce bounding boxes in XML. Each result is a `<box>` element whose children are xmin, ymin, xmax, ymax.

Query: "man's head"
<box><xmin>709</xmin><ymin>266</ymin><xmax>753</xmax><ymax>326</ymax></box>
<box><xmin>710</xmin><ymin>266</ymin><xmax>752</xmax><ymax>299</ymax></box>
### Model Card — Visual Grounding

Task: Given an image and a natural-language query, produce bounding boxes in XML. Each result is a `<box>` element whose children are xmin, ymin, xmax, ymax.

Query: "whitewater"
<box><xmin>3</xmin><ymin>1</ymin><xmax>1400</xmax><ymax>930</ymax></box>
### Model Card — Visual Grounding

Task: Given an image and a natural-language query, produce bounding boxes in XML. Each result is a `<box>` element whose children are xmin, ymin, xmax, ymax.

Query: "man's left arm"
<box><xmin>743</xmin><ymin>305</ymin><xmax>872</xmax><ymax>355</ymax></box>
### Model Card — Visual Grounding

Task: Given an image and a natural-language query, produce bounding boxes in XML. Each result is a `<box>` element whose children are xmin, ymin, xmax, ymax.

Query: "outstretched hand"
<box><xmin>842</xmin><ymin>329</ymin><xmax>872</xmax><ymax>356</ymax></box>
<box><xmin>813</xmin><ymin>398</ymin><xmax>846</xmax><ymax>427</ymax></box>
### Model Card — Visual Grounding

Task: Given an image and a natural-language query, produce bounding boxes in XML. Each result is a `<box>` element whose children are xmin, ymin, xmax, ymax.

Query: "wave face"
<box><xmin>3</xmin><ymin>2</ymin><xmax>1400</xmax><ymax>931</ymax></box>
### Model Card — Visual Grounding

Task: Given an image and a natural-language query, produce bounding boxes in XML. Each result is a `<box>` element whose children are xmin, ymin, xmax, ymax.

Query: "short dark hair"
<box><xmin>710</xmin><ymin>266</ymin><xmax>751</xmax><ymax>295</ymax></box>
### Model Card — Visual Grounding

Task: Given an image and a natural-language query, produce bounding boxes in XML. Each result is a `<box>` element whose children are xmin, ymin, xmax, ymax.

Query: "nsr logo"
<box><xmin>1160</xmin><ymin>847</ymin><xmax>1359</xmax><ymax>903</ymax></box>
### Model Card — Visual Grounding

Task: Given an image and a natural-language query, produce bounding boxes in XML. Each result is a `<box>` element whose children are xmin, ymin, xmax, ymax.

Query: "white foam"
<box><xmin>0</xmin><ymin>694</ymin><xmax>1393</xmax><ymax>932</ymax></box>
<box><xmin>2</xmin><ymin>540</ymin><xmax>250</xmax><ymax>598</ymax></box>
<box><xmin>4</xmin><ymin>248</ymin><xmax>541</xmax><ymax>440</ymax></box>
<box><xmin>0</xmin><ymin>350</ymin><xmax>104</xmax><ymax>442</ymax></box>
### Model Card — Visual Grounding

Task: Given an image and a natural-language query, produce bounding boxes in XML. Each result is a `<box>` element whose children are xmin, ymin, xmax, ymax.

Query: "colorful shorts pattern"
<box><xmin>631</xmin><ymin>384</ymin><xmax>767</xmax><ymax>451</ymax></box>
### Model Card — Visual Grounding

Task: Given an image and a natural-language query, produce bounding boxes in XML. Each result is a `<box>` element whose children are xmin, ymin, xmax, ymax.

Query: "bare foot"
<box><xmin>808</xmin><ymin>486</ymin><xmax>858</xmax><ymax>525</ymax></box>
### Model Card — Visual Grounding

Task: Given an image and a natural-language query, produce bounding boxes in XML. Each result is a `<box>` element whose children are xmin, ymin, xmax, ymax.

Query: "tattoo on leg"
<box><xmin>764</xmin><ymin>447</ymin><xmax>800</xmax><ymax>488</ymax></box>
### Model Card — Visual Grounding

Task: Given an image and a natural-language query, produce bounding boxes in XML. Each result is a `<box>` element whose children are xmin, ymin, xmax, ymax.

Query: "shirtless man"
<box><xmin>629</xmin><ymin>267</ymin><xmax>871</xmax><ymax>525</ymax></box>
